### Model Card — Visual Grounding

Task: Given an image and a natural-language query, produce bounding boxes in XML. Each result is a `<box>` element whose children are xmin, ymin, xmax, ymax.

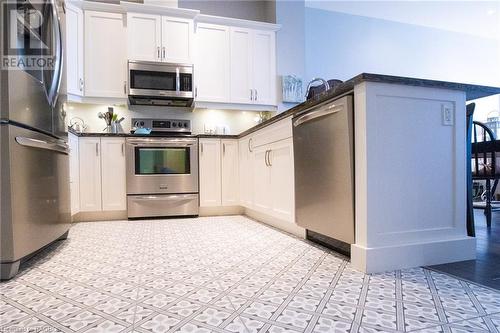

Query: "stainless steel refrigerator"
<box><xmin>1</xmin><ymin>0</ymin><xmax>69</xmax><ymax>279</ymax></box>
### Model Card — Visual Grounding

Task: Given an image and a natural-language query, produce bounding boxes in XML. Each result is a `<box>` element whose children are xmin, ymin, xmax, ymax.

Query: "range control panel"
<box><xmin>132</xmin><ymin>118</ymin><xmax>191</xmax><ymax>133</ymax></box>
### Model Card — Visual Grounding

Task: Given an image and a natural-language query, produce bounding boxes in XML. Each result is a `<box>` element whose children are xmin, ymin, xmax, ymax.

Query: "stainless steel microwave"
<box><xmin>128</xmin><ymin>61</ymin><xmax>194</xmax><ymax>107</ymax></box>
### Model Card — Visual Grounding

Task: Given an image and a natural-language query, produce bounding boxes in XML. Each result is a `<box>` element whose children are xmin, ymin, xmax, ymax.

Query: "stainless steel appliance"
<box><xmin>1</xmin><ymin>0</ymin><xmax>68</xmax><ymax>279</ymax></box>
<box><xmin>293</xmin><ymin>95</ymin><xmax>355</xmax><ymax>255</ymax></box>
<box><xmin>128</xmin><ymin>61</ymin><xmax>194</xmax><ymax>107</ymax></box>
<box><xmin>126</xmin><ymin>118</ymin><xmax>199</xmax><ymax>218</ymax></box>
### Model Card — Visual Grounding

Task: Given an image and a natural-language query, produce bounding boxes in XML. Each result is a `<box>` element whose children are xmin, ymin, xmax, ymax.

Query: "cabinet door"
<box><xmin>238</xmin><ymin>137</ymin><xmax>254</xmax><ymax>208</ymax></box>
<box><xmin>221</xmin><ymin>140</ymin><xmax>239</xmax><ymax>206</ymax></box>
<box><xmin>269</xmin><ymin>138</ymin><xmax>294</xmax><ymax>222</ymax></box>
<box><xmin>230</xmin><ymin>27</ymin><xmax>253</xmax><ymax>104</ymax></box>
<box><xmin>252</xmin><ymin>30</ymin><xmax>276</xmax><ymax>106</ymax></box>
<box><xmin>84</xmin><ymin>11</ymin><xmax>127</xmax><ymax>98</ymax></box>
<box><xmin>65</xmin><ymin>3</ymin><xmax>84</xmax><ymax>96</ymax></box>
<box><xmin>195</xmin><ymin>23</ymin><xmax>230</xmax><ymax>102</ymax></box>
<box><xmin>69</xmin><ymin>133</ymin><xmax>80</xmax><ymax>215</ymax></box>
<box><xmin>162</xmin><ymin>17</ymin><xmax>193</xmax><ymax>63</ymax></box>
<box><xmin>127</xmin><ymin>13</ymin><xmax>161</xmax><ymax>62</ymax></box>
<box><xmin>79</xmin><ymin>138</ymin><xmax>102</xmax><ymax>212</ymax></box>
<box><xmin>252</xmin><ymin>146</ymin><xmax>271</xmax><ymax>213</ymax></box>
<box><xmin>199</xmin><ymin>139</ymin><xmax>221</xmax><ymax>207</ymax></box>
<box><xmin>100</xmin><ymin>138</ymin><xmax>126</xmax><ymax>211</ymax></box>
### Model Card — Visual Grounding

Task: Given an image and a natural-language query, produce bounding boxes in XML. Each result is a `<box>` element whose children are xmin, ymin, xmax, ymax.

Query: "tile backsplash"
<box><xmin>66</xmin><ymin>102</ymin><xmax>275</xmax><ymax>135</ymax></box>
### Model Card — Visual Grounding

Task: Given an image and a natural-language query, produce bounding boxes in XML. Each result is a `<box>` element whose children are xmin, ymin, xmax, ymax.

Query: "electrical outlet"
<box><xmin>442</xmin><ymin>104</ymin><xmax>454</xmax><ymax>126</ymax></box>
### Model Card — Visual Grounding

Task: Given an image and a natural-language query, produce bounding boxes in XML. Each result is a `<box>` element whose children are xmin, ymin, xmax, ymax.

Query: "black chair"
<box><xmin>470</xmin><ymin>103</ymin><xmax>500</xmax><ymax>228</ymax></box>
<box><xmin>467</xmin><ymin>103</ymin><xmax>475</xmax><ymax>236</ymax></box>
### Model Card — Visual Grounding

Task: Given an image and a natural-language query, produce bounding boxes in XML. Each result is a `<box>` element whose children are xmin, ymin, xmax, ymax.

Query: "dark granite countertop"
<box><xmin>69</xmin><ymin>73</ymin><xmax>500</xmax><ymax>139</ymax></box>
<box><xmin>68</xmin><ymin>127</ymin><xmax>239</xmax><ymax>139</ymax></box>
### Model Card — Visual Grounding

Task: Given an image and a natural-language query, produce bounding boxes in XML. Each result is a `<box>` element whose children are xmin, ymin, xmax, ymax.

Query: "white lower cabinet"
<box><xmin>199</xmin><ymin>139</ymin><xmax>222</xmax><ymax>207</ymax></box>
<box><xmin>248</xmin><ymin>137</ymin><xmax>294</xmax><ymax>223</ymax></box>
<box><xmin>238</xmin><ymin>137</ymin><xmax>253</xmax><ymax>208</ymax></box>
<box><xmin>100</xmin><ymin>138</ymin><xmax>127</xmax><ymax>211</ymax></box>
<box><xmin>79</xmin><ymin>137</ymin><xmax>102</xmax><ymax>212</ymax></box>
<box><xmin>199</xmin><ymin>138</ymin><xmax>239</xmax><ymax>207</ymax></box>
<box><xmin>69</xmin><ymin>133</ymin><xmax>80</xmax><ymax>215</ymax></box>
<box><xmin>221</xmin><ymin>140</ymin><xmax>239</xmax><ymax>205</ymax></box>
<box><xmin>78</xmin><ymin>137</ymin><xmax>126</xmax><ymax>212</ymax></box>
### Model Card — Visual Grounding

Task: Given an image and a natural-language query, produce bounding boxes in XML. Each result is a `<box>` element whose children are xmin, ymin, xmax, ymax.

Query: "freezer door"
<box><xmin>292</xmin><ymin>95</ymin><xmax>355</xmax><ymax>244</ymax></box>
<box><xmin>0</xmin><ymin>124</ymin><xmax>70</xmax><ymax>264</ymax></box>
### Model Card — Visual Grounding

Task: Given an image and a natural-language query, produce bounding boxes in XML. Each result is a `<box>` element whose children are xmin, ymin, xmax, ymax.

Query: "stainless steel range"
<box><xmin>125</xmin><ymin>118</ymin><xmax>198</xmax><ymax>219</ymax></box>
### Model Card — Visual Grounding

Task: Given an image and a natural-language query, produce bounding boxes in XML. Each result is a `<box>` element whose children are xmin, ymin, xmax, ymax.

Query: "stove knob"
<box><xmin>184</xmin><ymin>122</ymin><xmax>188</xmax><ymax>128</ymax></box>
<box><xmin>172</xmin><ymin>122</ymin><xmax>177</xmax><ymax>127</ymax></box>
<box><xmin>140</xmin><ymin>121</ymin><xmax>145</xmax><ymax>126</ymax></box>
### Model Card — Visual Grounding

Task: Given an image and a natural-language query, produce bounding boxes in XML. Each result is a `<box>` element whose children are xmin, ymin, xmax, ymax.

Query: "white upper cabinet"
<box><xmin>127</xmin><ymin>13</ymin><xmax>162</xmax><ymax>62</ymax></box>
<box><xmin>84</xmin><ymin>11</ymin><xmax>127</xmax><ymax>98</ymax></box>
<box><xmin>127</xmin><ymin>13</ymin><xmax>193</xmax><ymax>63</ymax></box>
<box><xmin>252</xmin><ymin>30</ymin><xmax>276</xmax><ymax>106</ymax></box>
<box><xmin>199</xmin><ymin>139</ymin><xmax>222</xmax><ymax>207</ymax></box>
<box><xmin>65</xmin><ymin>3</ymin><xmax>84</xmax><ymax>96</ymax></box>
<box><xmin>230</xmin><ymin>27</ymin><xmax>253</xmax><ymax>104</ymax></box>
<box><xmin>221</xmin><ymin>140</ymin><xmax>239</xmax><ymax>206</ymax></box>
<box><xmin>195</xmin><ymin>23</ymin><xmax>230</xmax><ymax>102</ymax></box>
<box><xmin>200</xmin><ymin>23</ymin><xmax>277</xmax><ymax>107</ymax></box>
<box><xmin>162</xmin><ymin>17</ymin><xmax>193</xmax><ymax>63</ymax></box>
<box><xmin>100</xmin><ymin>138</ymin><xmax>127</xmax><ymax>211</ymax></box>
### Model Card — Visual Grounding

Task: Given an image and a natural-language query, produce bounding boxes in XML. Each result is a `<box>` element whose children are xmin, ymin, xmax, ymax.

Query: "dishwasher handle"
<box><xmin>15</xmin><ymin>137</ymin><xmax>70</xmax><ymax>155</ymax></box>
<box><xmin>293</xmin><ymin>104</ymin><xmax>343</xmax><ymax>127</ymax></box>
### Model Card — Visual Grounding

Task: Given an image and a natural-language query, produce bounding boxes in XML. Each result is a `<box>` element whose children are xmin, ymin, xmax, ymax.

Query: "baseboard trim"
<box><xmin>199</xmin><ymin>206</ymin><xmax>244</xmax><ymax>216</ymax></box>
<box><xmin>351</xmin><ymin>236</ymin><xmax>476</xmax><ymax>273</ymax></box>
<box><xmin>72</xmin><ymin>210</ymin><xmax>127</xmax><ymax>222</ymax></box>
<box><xmin>244</xmin><ymin>207</ymin><xmax>305</xmax><ymax>238</ymax></box>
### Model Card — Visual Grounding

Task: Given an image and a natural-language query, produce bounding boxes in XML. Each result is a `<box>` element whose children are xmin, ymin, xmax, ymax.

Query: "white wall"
<box><xmin>275</xmin><ymin>0</ymin><xmax>305</xmax><ymax>112</ymax></box>
<box><xmin>304</xmin><ymin>8</ymin><xmax>500</xmax><ymax>87</ymax></box>
<box><xmin>66</xmin><ymin>103</ymin><xmax>269</xmax><ymax>135</ymax></box>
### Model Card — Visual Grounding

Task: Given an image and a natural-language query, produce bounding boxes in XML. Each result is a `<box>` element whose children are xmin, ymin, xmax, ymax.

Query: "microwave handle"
<box><xmin>176</xmin><ymin>67</ymin><xmax>180</xmax><ymax>93</ymax></box>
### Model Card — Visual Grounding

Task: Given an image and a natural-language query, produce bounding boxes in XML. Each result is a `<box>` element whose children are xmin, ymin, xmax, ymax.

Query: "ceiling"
<box><xmin>304</xmin><ymin>0</ymin><xmax>500</xmax><ymax>40</ymax></box>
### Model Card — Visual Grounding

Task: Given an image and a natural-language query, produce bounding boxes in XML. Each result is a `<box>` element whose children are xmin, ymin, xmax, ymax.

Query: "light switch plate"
<box><xmin>442</xmin><ymin>104</ymin><xmax>454</xmax><ymax>126</ymax></box>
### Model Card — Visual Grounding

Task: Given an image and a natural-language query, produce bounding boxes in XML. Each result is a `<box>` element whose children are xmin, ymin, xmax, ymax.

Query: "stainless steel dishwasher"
<box><xmin>292</xmin><ymin>95</ymin><xmax>355</xmax><ymax>255</ymax></box>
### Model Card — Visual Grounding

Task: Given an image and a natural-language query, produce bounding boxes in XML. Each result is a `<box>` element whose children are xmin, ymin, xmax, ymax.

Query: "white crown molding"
<box><xmin>67</xmin><ymin>0</ymin><xmax>125</xmax><ymax>13</ymax></box>
<box><xmin>120</xmin><ymin>1</ymin><xmax>199</xmax><ymax>19</ymax></box>
<box><xmin>195</xmin><ymin>14</ymin><xmax>281</xmax><ymax>31</ymax></box>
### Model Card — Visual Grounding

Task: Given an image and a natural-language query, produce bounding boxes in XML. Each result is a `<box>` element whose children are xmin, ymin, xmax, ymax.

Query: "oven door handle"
<box><xmin>126</xmin><ymin>139</ymin><xmax>197</xmax><ymax>146</ymax></box>
<box><xmin>131</xmin><ymin>195</ymin><xmax>193</xmax><ymax>201</ymax></box>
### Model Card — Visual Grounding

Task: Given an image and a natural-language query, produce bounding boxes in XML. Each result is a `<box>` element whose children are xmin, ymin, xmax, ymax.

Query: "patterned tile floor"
<box><xmin>1</xmin><ymin>216</ymin><xmax>500</xmax><ymax>333</ymax></box>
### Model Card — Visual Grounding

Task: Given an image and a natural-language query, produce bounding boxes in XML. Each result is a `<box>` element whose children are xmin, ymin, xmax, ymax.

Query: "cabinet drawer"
<box><xmin>250</xmin><ymin>116</ymin><xmax>292</xmax><ymax>148</ymax></box>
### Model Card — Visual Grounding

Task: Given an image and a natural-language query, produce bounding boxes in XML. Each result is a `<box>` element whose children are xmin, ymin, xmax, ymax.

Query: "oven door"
<box><xmin>126</xmin><ymin>138</ymin><xmax>198</xmax><ymax>194</ymax></box>
<box><xmin>128</xmin><ymin>61</ymin><xmax>193</xmax><ymax>99</ymax></box>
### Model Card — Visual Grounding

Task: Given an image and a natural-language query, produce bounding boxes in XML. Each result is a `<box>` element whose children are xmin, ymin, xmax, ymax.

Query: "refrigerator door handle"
<box><xmin>15</xmin><ymin>137</ymin><xmax>69</xmax><ymax>155</ymax></box>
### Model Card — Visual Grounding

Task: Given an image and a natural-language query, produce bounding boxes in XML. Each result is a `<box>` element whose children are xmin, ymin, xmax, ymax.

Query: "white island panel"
<box><xmin>352</xmin><ymin>81</ymin><xmax>476</xmax><ymax>273</ymax></box>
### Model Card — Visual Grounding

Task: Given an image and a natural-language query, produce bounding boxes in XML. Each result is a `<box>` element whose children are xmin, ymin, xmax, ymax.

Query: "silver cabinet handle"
<box><xmin>268</xmin><ymin>149</ymin><xmax>272</xmax><ymax>166</ymax></box>
<box><xmin>121</xmin><ymin>142</ymin><xmax>124</xmax><ymax>156</ymax></box>
<box><xmin>248</xmin><ymin>138</ymin><xmax>253</xmax><ymax>152</ymax></box>
<box><xmin>200</xmin><ymin>142</ymin><xmax>203</xmax><ymax>154</ymax></box>
<box><xmin>195</xmin><ymin>87</ymin><xmax>198</xmax><ymax>98</ymax></box>
<box><xmin>293</xmin><ymin>103</ymin><xmax>343</xmax><ymax>127</ymax></box>
<box><xmin>264</xmin><ymin>150</ymin><xmax>269</xmax><ymax>166</ymax></box>
<box><xmin>250</xmin><ymin>89</ymin><xmax>253</xmax><ymax>101</ymax></box>
<box><xmin>223</xmin><ymin>143</ymin><xmax>225</xmax><ymax>155</ymax></box>
<box><xmin>15</xmin><ymin>137</ymin><xmax>69</xmax><ymax>155</ymax></box>
<box><xmin>123</xmin><ymin>81</ymin><xmax>127</xmax><ymax>95</ymax></box>
<box><xmin>95</xmin><ymin>142</ymin><xmax>99</xmax><ymax>156</ymax></box>
<box><xmin>157</xmin><ymin>46</ymin><xmax>160</xmax><ymax>59</ymax></box>
<box><xmin>255</xmin><ymin>89</ymin><xmax>258</xmax><ymax>101</ymax></box>
<box><xmin>79</xmin><ymin>78</ymin><xmax>84</xmax><ymax>91</ymax></box>
<box><xmin>162</xmin><ymin>46</ymin><xmax>166</xmax><ymax>59</ymax></box>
